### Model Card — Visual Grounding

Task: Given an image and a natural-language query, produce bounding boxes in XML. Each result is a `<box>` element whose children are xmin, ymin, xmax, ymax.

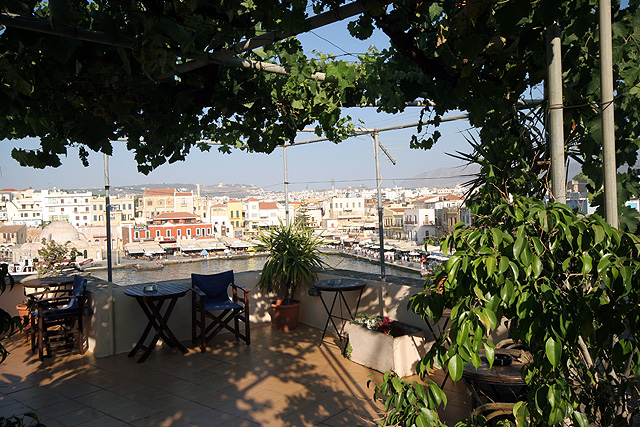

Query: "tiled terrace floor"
<box><xmin>0</xmin><ymin>325</ymin><xmax>470</xmax><ymax>426</ymax></box>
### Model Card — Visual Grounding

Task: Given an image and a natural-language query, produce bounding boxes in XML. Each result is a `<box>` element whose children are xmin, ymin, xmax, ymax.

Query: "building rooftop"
<box><xmin>1</xmin><ymin>324</ymin><xmax>469</xmax><ymax>426</ymax></box>
<box><xmin>144</xmin><ymin>189</ymin><xmax>175</xmax><ymax>196</ymax></box>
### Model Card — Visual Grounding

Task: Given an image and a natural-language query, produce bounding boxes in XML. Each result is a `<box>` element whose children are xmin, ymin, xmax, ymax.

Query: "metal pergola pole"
<box><xmin>600</xmin><ymin>0</ymin><xmax>618</xmax><ymax>228</ymax></box>
<box><xmin>372</xmin><ymin>131</ymin><xmax>386</xmax><ymax>280</ymax></box>
<box><xmin>547</xmin><ymin>22</ymin><xmax>566</xmax><ymax>205</ymax></box>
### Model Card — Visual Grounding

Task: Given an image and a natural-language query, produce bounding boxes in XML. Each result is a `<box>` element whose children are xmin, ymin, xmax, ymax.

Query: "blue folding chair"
<box><xmin>192</xmin><ymin>271</ymin><xmax>250</xmax><ymax>352</ymax></box>
<box><xmin>31</xmin><ymin>275</ymin><xmax>87</xmax><ymax>360</ymax></box>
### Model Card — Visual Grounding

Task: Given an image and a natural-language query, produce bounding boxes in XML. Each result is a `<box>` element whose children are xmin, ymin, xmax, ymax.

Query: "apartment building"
<box><xmin>227</xmin><ymin>199</ymin><xmax>244</xmax><ymax>237</ymax></box>
<box><xmin>40</xmin><ymin>190</ymin><xmax>92</xmax><ymax>228</ymax></box>
<box><xmin>140</xmin><ymin>189</ymin><xmax>175</xmax><ymax>219</ymax></box>
<box><xmin>90</xmin><ymin>195</ymin><xmax>136</xmax><ymax>227</ymax></box>
<box><xmin>382</xmin><ymin>206</ymin><xmax>407</xmax><ymax>240</ymax></box>
<box><xmin>5</xmin><ymin>189</ymin><xmax>43</xmax><ymax>227</ymax></box>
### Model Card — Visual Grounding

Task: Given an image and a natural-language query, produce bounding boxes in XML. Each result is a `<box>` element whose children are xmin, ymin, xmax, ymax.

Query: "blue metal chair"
<box><xmin>30</xmin><ymin>275</ymin><xmax>87</xmax><ymax>360</ymax></box>
<box><xmin>192</xmin><ymin>271</ymin><xmax>250</xmax><ymax>351</ymax></box>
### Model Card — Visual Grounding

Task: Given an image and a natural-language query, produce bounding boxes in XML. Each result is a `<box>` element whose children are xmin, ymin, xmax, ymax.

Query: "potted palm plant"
<box><xmin>254</xmin><ymin>220</ymin><xmax>328</xmax><ymax>330</ymax></box>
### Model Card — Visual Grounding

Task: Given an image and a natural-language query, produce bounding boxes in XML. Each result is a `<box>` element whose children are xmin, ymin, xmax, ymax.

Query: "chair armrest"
<box><xmin>231</xmin><ymin>284</ymin><xmax>250</xmax><ymax>306</ymax></box>
<box><xmin>231</xmin><ymin>284</ymin><xmax>251</xmax><ymax>294</ymax></box>
<box><xmin>191</xmin><ymin>286</ymin><xmax>206</xmax><ymax>296</ymax></box>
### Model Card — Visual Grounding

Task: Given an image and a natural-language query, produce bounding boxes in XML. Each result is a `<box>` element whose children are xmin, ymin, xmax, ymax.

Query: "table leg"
<box><xmin>147</xmin><ymin>297</ymin><xmax>187</xmax><ymax>353</ymax></box>
<box><xmin>318</xmin><ymin>291</ymin><xmax>341</xmax><ymax>345</ymax></box>
<box><xmin>128</xmin><ymin>298</ymin><xmax>166</xmax><ymax>360</ymax></box>
<box><xmin>129</xmin><ymin>297</ymin><xmax>187</xmax><ymax>363</ymax></box>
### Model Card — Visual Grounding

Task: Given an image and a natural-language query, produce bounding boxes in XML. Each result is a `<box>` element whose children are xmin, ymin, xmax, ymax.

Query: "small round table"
<box><xmin>21</xmin><ymin>276</ymin><xmax>75</xmax><ymax>296</ymax></box>
<box><xmin>462</xmin><ymin>349</ymin><xmax>531</xmax><ymax>409</ymax></box>
<box><xmin>313</xmin><ymin>278</ymin><xmax>366</xmax><ymax>345</ymax></box>
<box><xmin>124</xmin><ymin>283</ymin><xmax>190</xmax><ymax>363</ymax></box>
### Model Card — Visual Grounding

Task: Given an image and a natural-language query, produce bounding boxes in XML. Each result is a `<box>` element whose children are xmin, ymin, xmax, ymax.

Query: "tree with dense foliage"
<box><xmin>374</xmin><ymin>198</ymin><xmax>640</xmax><ymax>426</ymax></box>
<box><xmin>37</xmin><ymin>238</ymin><xmax>78</xmax><ymax>275</ymax></box>
<box><xmin>2</xmin><ymin>0</ymin><xmax>640</xmax><ymax>227</ymax></box>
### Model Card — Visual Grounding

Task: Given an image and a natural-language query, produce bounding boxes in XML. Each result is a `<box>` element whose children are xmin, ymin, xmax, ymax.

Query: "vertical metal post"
<box><xmin>104</xmin><ymin>154</ymin><xmax>112</xmax><ymax>282</ymax></box>
<box><xmin>372</xmin><ymin>132</ymin><xmax>385</xmax><ymax>279</ymax></box>
<box><xmin>600</xmin><ymin>0</ymin><xmax>618</xmax><ymax>228</ymax></box>
<box><xmin>547</xmin><ymin>23</ymin><xmax>566</xmax><ymax>204</ymax></box>
<box><xmin>283</xmin><ymin>145</ymin><xmax>290</xmax><ymax>226</ymax></box>
<box><xmin>103</xmin><ymin>153</ymin><xmax>115</xmax><ymax>356</ymax></box>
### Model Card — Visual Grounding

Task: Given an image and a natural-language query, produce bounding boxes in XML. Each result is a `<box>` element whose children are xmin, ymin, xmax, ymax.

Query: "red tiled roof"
<box><xmin>0</xmin><ymin>188</ymin><xmax>18</xmax><ymax>192</ymax></box>
<box><xmin>175</xmin><ymin>192</ymin><xmax>193</xmax><ymax>197</ymax></box>
<box><xmin>151</xmin><ymin>212</ymin><xmax>198</xmax><ymax>220</ymax></box>
<box><xmin>444</xmin><ymin>194</ymin><xmax>463</xmax><ymax>200</ymax></box>
<box><xmin>245</xmin><ymin>197</ymin><xmax>259</xmax><ymax>202</ymax></box>
<box><xmin>145</xmin><ymin>189</ymin><xmax>175</xmax><ymax>196</ymax></box>
<box><xmin>228</xmin><ymin>199</ymin><xmax>241</xmax><ymax>203</ymax></box>
<box><xmin>259</xmin><ymin>202</ymin><xmax>278</xmax><ymax>210</ymax></box>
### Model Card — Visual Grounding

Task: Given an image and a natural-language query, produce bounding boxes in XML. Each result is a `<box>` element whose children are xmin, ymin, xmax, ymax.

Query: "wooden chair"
<box><xmin>30</xmin><ymin>275</ymin><xmax>87</xmax><ymax>360</ymax></box>
<box><xmin>192</xmin><ymin>271</ymin><xmax>250</xmax><ymax>352</ymax></box>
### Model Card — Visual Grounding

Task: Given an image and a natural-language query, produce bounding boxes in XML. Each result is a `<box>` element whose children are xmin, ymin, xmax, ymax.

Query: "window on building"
<box><xmin>145</xmin><ymin>231</ymin><xmax>150</xmax><ymax>238</ymax></box>
<box><xmin>166</xmin><ymin>230</ymin><xmax>171</xmax><ymax>237</ymax></box>
<box><xmin>83</xmin><ymin>216</ymin><xmax>87</xmax><ymax>220</ymax></box>
<box><xmin>196</xmin><ymin>228</ymin><xmax>200</xmax><ymax>236</ymax></box>
<box><xmin>187</xmin><ymin>229</ymin><xmax>191</xmax><ymax>237</ymax></box>
<box><xmin>135</xmin><ymin>231</ymin><xmax>139</xmax><ymax>239</ymax></box>
<box><xmin>128</xmin><ymin>204</ymin><xmax>132</xmax><ymax>210</ymax></box>
<box><xmin>94</xmin><ymin>215</ymin><xmax>97</xmax><ymax>221</ymax></box>
<box><xmin>61</xmin><ymin>208</ymin><xmax>64</xmax><ymax>212</ymax></box>
<box><xmin>230</xmin><ymin>211</ymin><xmax>234</xmax><ymax>218</ymax></box>
<box><xmin>99</xmin><ymin>204</ymin><xmax>103</xmax><ymax>210</ymax></box>
<box><xmin>177</xmin><ymin>229</ymin><xmax>181</xmax><ymax>237</ymax></box>
<box><xmin>207</xmin><ymin>228</ymin><xmax>211</xmax><ymax>235</ymax></box>
<box><xmin>236</xmin><ymin>210</ymin><xmax>240</xmax><ymax>218</ymax></box>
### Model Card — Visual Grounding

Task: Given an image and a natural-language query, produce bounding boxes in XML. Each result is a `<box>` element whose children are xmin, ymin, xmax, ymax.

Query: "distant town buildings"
<box><xmin>1</xmin><ymin>178</ymin><xmax>620</xmax><ymax>262</ymax></box>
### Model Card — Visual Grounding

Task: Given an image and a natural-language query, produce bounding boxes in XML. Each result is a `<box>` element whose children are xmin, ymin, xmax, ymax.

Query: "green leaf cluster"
<box><xmin>37</xmin><ymin>238</ymin><xmax>79</xmax><ymax>275</ymax></box>
<box><xmin>402</xmin><ymin>197</ymin><xmax>640</xmax><ymax>426</ymax></box>
<box><xmin>253</xmin><ymin>219</ymin><xmax>328</xmax><ymax>305</ymax></box>
<box><xmin>369</xmin><ymin>371</ymin><xmax>447</xmax><ymax>427</ymax></box>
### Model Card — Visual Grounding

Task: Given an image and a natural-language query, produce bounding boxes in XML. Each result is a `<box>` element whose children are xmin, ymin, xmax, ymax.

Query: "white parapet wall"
<box><xmin>7</xmin><ymin>269</ymin><xmax>507</xmax><ymax>358</ymax></box>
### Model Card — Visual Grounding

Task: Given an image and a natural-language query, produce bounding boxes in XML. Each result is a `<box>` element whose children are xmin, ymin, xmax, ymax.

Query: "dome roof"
<box><xmin>39</xmin><ymin>221</ymin><xmax>83</xmax><ymax>243</ymax></box>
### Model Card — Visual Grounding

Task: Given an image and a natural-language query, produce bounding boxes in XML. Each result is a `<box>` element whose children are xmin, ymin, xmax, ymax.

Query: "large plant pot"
<box><xmin>16</xmin><ymin>303</ymin><xmax>31</xmax><ymax>334</ymax></box>
<box><xmin>346</xmin><ymin>322</ymin><xmax>433</xmax><ymax>377</ymax></box>
<box><xmin>271</xmin><ymin>299</ymin><xmax>301</xmax><ymax>331</ymax></box>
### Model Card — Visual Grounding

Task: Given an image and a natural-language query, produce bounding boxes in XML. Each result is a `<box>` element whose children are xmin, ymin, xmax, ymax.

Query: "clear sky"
<box><xmin>0</xmin><ymin>18</ymin><xmax>475</xmax><ymax>192</ymax></box>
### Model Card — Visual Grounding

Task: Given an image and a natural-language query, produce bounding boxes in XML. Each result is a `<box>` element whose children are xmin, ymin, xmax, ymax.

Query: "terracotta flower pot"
<box><xmin>16</xmin><ymin>303</ymin><xmax>31</xmax><ymax>334</ymax></box>
<box><xmin>271</xmin><ymin>299</ymin><xmax>300</xmax><ymax>331</ymax></box>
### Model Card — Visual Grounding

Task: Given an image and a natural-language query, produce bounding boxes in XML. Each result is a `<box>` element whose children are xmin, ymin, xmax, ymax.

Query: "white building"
<box><xmin>325</xmin><ymin>197</ymin><xmax>366</xmax><ymax>219</ymax></box>
<box><xmin>4</xmin><ymin>189</ymin><xmax>43</xmax><ymax>227</ymax></box>
<box><xmin>41</xmin><ymin>190</ymin><xmax>92</xmax><ymax>228</ymax></box>
<box><xmin>403</xmin><ymin>208</ymin><xmax>438</xmax><ymax>244</ymax></box>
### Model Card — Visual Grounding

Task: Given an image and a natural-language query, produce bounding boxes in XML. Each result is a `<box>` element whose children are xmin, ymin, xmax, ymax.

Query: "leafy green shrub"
<box><xmin>381</xmin><ymin>197</ymin><xmax>640</xmax><ymax>426</ymax></box>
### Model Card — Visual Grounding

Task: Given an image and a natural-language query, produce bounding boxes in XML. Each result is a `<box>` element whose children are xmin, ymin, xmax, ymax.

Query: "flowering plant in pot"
<box><xmin>350</xmin><ymin>313</ymin><xmax>406</xmax><ymax>337</ymax></box>
<box><xmin>254</xmin><ymin>219</ymin><xmax>328</xmax><ymax>330</ymax></box>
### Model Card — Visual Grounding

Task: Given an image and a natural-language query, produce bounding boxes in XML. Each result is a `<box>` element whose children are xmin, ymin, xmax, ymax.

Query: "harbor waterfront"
<box><xmin>89</xmin><ymin>252</ymin><xmax>424</xmax><ymax>285</ymax></box>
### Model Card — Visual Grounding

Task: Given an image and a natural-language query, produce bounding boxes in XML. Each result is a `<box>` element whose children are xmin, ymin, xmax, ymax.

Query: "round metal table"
<box><xmin>313</xmin><ymin>278</ymin><xmax>366</xmax><ymax>345</ymax></box>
